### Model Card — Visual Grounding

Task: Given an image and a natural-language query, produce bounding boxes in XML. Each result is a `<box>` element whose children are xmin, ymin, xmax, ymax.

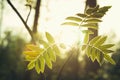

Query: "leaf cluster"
<box><xmin>62</xmin><ymin>6</ymin><xmax>115</xmax><ymax>65</ymax></box>
<box><xmin>23</xmin><ymin>32</ymin><xmax>60</xmax><ymax>73</ymax></box>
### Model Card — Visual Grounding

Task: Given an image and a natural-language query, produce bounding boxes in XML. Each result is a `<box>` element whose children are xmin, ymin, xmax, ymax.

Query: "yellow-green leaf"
<box><xmin>43</xmin><ymin>52</ymin><xmax>52</xmax><ymax>69</ymax></box>
<box><xmin>35</xmin><ymin>59</ymin><xmax>41</xmax><ymax>74</ymax></box>
<box><xmin>39</xmin><ymin>56</ymin><xmax>45</xmax><ymax>73</ymax></box>
<box><xmin>104</xmin><ymin>54</ymin><xmax>116</xmax><ymax>65</ymax></box>
<box><xmin>53</xmin><ymin>45</ymin><xmax>61</xmax><ymax>56</ymax></box>
<box><xmin>66</xmin><ymin>17</ymin><xmax>82</xmax><ymax>22</ymax></box>
<box><xmin>27</xmin><ymin>61</ymin><xmax>35</xmax><ymax>70</ymax></box>
<box><xmin>89</xmin><ymin>36</ymin><xmax>101</xmax><ymax>45</ymax></box>
<box><xmin>46</xmin><ymin>32</ymin><xmax>55</xmax><ymax>43</ymax></box>
<box><xmin>62</xmin><ymin>22</ymin><xmax>79</xmax><ymax>26</ymax></box>
<box><xmin>48</xmin><ymin>48</ymin><xmax>56</xmax><ymax>62</ymax></box>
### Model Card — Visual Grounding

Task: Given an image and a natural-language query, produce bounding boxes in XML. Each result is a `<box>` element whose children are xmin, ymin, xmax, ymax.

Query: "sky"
<box><xmin>1</xmin><ymin>0</ymin><xmax>120</xmax><ymax>45</ymax></box>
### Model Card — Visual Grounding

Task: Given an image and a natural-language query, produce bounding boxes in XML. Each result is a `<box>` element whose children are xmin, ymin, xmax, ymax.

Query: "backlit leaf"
<box><xmin>27</xmin><ymin>61</ymin><xmax>35</xmax><ymax>70</ymax></box>
<box><xmin>35</xmin><ymin>60</ymin><xmax>41</xmax><ymax>74</ymax></box>
<box><xmin>89</xmin><ymin>36</ymin><xmax>101</xmax><ymax>45</ymax></box>
<box><xmin>76</xmin><ymin>13</ymin><xmax>87</xmax><ymax>18</ymax></box>
<box><xmin>39</xmin><ymin>56</ymin><xmax>45</xmax><ymax>73</ymax></box>
<box><xmin>62</xmin><ymin>22</ymin><xmax>79</xmax><ymax>26</ymax></box>
<box><xmin>53</xmin><ymin>45</ymin><xmax>60</xmax><ymax>56</ymax></box>
<box><xmin>104</xmin><ymin>54</ymin><xmax>116</xmax><ymax>65</ymax></box>
<box><xmin>85</xmin><ymin>19</ymin><xmax>102</xmax><ymax>23</ymax></box>
<box><xmin>46</xmin><ymin>32</ymin><xmax>55</xmax><ymax>43</ymax></box>
<box><xmin>66</xmin><ymin>17</ymin><xmax>82</xmax><ymax>22</ymax></box>
<box><xmin>48</xmin><ymin>47</ymin><xmax>56</xmax><ymax>62</ymax></box>
<box><xmin>81</xmin><ymin>23</ymin><xmax>98</xmax><ymax>29</ymax></box>
<box><xmin>43</xmin><ymin>52</ymin><xmax>52</xmax><ymax>69</ymax></box>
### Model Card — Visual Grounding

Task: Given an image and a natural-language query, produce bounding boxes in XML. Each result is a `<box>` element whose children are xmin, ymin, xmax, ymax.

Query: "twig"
<box><xmin>7</xmin><ymin>0</ymin><xmax>34</xmax><ymax>40</ymax></box>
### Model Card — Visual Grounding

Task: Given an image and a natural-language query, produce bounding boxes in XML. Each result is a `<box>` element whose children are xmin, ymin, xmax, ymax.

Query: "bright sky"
<box><xmin>1</xmin><ymin>0</ymin><xmax>120</xmax><ymax>45</ymax></box>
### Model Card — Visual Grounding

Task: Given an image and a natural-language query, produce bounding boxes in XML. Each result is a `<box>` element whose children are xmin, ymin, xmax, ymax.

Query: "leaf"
<box><xmin>39</xmin><ymin>40</ymin><xmax>49</xmax><ymax>48</ymax></box>
<box><xmin>94</xmin><ymin>36</ymin><xmax>107</xmax><ymax>47</ymax></box>
<box><xmin>76</xmin><ymin>13</ymin><xmax>87</xmax><ymax>18</ymax></box>
<box><xmin>86</xmin><ymin>46</ymin><xmax>91</xmax><ymax>57</ymax></box>
<box><xmin>82</xmin><ymin>30</ymin><xmax>94</xmax><ymax>34</ymax></box>
<box><xmin>23</xmin><ymin>51</ymin><xmax>40</xmax><ymax>57</ymax></box>
<box><xmin>99</xmin><ymin>44</ymin><xmax>114</xmax><ymax>50</ymax></box>
<box><xmin>96</xmin><ymin>51</ymin><xmax>104</xmax><ymax>65</ymax></box>
<box><xmin>27</xmin><ymin>61</ymin><xmax>35</xmax><ymax>70</ymax></box>
<box><xmin>35</xmin><ymin>60</ymin><xmax>41</xmax><ymax>74</ymax></box>
<box><xmin>91</xmin><ymin>48</ymin><xmax>97</xmax><ymax>62</ymax></box>
<box><xmin>90</xmin><ymin>13</ymin><xmax>104</xmax><ymax>18</ymax></box>
<box><xmin>89</xmin><ymin>36</ymin><xmax>101</xmax><ymax>45</ymax></box>
<box><xmin>86</xmin><ymin>5</ymin><xmax>99</xmax><ymax>14</ymax></box>
<box><xmin>66</xmin><ymin>17</ymin><xmax>82</xmax><ymax>22</ymax></box>
<box><xmin>43</xmin><ymin>52</ymin><xmax>52</xmax><ymax>69</ymax></box>
<box><xmin>25</xmin><ymin>55</ymin><xmax>36</xmax><ymax>61</ymax></box>
<box><xmin>103</xmin><ymin>50</ymin><xmax>114</xmax><ymax>53</ymax></box>
<box><xmin>46</xmin><ymin>32</ymin><xmax>55</xmax><ymax>43</ymax></box>
<box><xmin>81</xmin><ymin>45</ymin><xmax>87</xmax><ymax>51</ymax></box>
<box><xmin>81</xmin><ymin>23</ymin><xmax>98</xmax><ymax>29</ymax></box>
<box><xmin>85</xmin><ymin>19</ymin><xmax>102</xmax><ymax>23</ymax></box>
<box><xmin>83</xmin><ymin>33</ymin><xmax>89</xmax><ymax>44</ymax></box>
<box><xmin>104</xmin><ymin>54</ymin><xmax>116</xmax><ymax>65</ymax></box>
<box><xmin>59</xmin><ymin>43</ymin><xmax>66</xmax><ymax>49</ymax></box>
<box><xmin>48</xmin><ymin>47</ymin><xmax>56</xmax><ymax>62</ymax></box>
<box><xmin>53</xmin><ymin>45</ymin><xmax>61</xmax><ymax>56</ymax></box>
<box><xmin>39</xmin><ymin>56</ymin><xmax>45</xmax><ymax>73</ymax></box>
<box><xmin>62</xmin><ymin>22</ymin><xmax>79</xmax><ymax>26</ymax></box>
<box><xmin>98</xmin><ymin>6</ymin><xmax>112</xmax><ymax>14</ymax></box>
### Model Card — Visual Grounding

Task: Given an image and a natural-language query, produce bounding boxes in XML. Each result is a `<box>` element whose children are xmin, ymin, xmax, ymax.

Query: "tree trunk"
<box><xmin>84</xmin><ymin>0</ymin><xmax>100</xmax><ymax>74</ymax></box>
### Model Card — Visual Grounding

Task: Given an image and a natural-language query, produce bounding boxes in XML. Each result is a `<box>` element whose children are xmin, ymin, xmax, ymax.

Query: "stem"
<box><xmin>7</xmin><ymin>0</ymin><xmax>34</xmax><ymax>40</ymax></box>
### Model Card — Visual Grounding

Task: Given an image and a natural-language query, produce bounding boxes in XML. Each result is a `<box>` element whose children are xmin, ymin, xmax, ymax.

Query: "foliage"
<box><xmin>62</xmin><ymin>5</ymin><xmax>115</xmax><ymax>65</ymax></box>
<box><xmin>22</xmin><ymin>5</ymin><xmax>116</xmax><ymax>74</ymax></box>
<box><xmin>23</xmin><ymin>32</ymin><xmax>61</xmax><ymax>74</ymax></box>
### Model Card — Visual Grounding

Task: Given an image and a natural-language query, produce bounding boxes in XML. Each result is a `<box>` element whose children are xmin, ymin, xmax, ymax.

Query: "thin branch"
<box><xmin>32</xmin><ymin>0</ymin><xmax>41</xmax><ymax>33</ymax></box>
<box><xmin>7</xmin><ymin>0</ymin><xmax>34</xmax><ymax>40</ymax></box>
<box><xmin>25</xmin><ymin>4</ymin><xmax>32</xmax><ymax>23</ymax></box>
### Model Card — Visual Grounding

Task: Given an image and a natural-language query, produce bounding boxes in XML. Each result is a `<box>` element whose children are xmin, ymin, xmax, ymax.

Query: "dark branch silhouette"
<box><xmin>7</xmin><ymin>0</ymin><xmax>34</xmax><ymax>40</ymax></box>
<box><xmin>32</xmin><ymin>0</ymin><xmax>41</xmax><ymax>33</ymax></box>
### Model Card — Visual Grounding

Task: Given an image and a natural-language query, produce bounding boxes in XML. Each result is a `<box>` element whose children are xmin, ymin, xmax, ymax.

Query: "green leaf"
<box><xmin>96</xmin><ymin>52</ymin><xmax>104</xmax><ymax>65</ymax></box>
<box><xmin>98</xmin><ymin>6</ymin><xmax>112</xmax><ymax>14</ymax></box>
<box><xmin>89</xmin><ymin>36</ymin><xmax>101</xmax><ymax>45</ymax></box>
<box><xmin>91</xmin><ymin>49</ymin><xmax>97</xmax><ymax>62</ymax></box>
<box><xmin>94</xmin><ymin>36</ymin><xmax>107</xmax><ymax>47</ymax></box>
<box><xmin>53</xmin><ymin>45</ymin><xmax>61</xmax><ymax>56</ymax></box>
<box><xmin>90</xmin><ymin>13</ymin><xmax>104</xmax><ymax>18</ymax></box>
<box><xmin>46</xmin><ymin>32</ymin><xmax>55</xmax><ymax>43</ymax></box>
<box><xmin>85</xmin><ymin>19</ymin><xmax>102</xmax><ymax>23</ymax></box>
<box><xmin>35</xmin><ymin>60</ymin><xmax>41</xmax><ymax>74</ymax></box>
<box><xmin>48</xmin><ymin>47</ymin><xmax>56</xmax><ymax>62</ymax></box>
<box><xmin>86</xmin><ymin>46</ymin><xmax>91</xmax><ymax>57</ymax></box>
<box><xmin>43</xmin><ymin>52</ymin><xmax>52</xmax><ymax>69</ymax></box>
<box><xmin>86</xmin><ymin>5</ymin><xmax>99</xmax><ymax>14</ymax></box>
<box><xmin>27</xmin><ymin>61</ymin><xmax>35</xmax><ymax>70</ymax></box>
<box><xmin>66</xmin><ymin>17</ymin><xmax>82</xmax><ymax>22</ymax></box>
<box><xmin>83</xmin><ymin>33</ymin><xmax>89</xmax><ymax>44</ymax></box>
<box><xmin>76</xmin><ymin>13</ymin><xmax>87</xmax><ymax>18</ymax></box>
<box><xmin>59</xmin><ymin>43</ymin><xmax>66</xmax><ymax>49</ymax></box>
<box><xmin>104</xmin><ymin>54</ymin><xmax>116</xmax><ymax>65</ymax></box>
<box><xmin>81</xmin><ymin>23</ymin><xmax>98</xmax><ymax>29</ymax></box>
<box><xmin>39</xmin><ymin>40</ymin><xmax>49</xmax><ymax>48</ymax></box>
<box><xmin>62</xmin><ymin>22</ymin><xmax>79</xmax><ymax>26</ymax></box>
<box><xmin>81</xmin><ymin>45</ymin><xmax>87</xmax><ymax>51</ymax></box>
<box><xmin>103</xmin><ymin>50</ymin><xmax>114</xmax><ymax>53</ymax></box>
<box><xmin>39</xmin><ymin>56</ymin><xmax>45</xmax><ymax>73</ymax></box>
<box><xmin>99</xmin><ymin>44</ymin><xmax>114</xmax><ymax>49</ymax></box>
<box><xmin>82</xmin><ymin>30</ymin><xmax>94</xmax><ymax>34</ymax></box>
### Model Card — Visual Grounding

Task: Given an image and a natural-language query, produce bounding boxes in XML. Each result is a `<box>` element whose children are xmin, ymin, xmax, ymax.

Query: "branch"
<box><xmin>32</xmin><ymin>0</ymin><xmax>41</xmax><ymax>33</ymax></box>
<box><xmin>7</xmin><ymin>0</ymin><xmax>34</xmax><ymax>40</ymax></box>
<box><xmin>25</xmin><ymin>4</ymin><xmax>32</xmax><ymax>23</ymax></box>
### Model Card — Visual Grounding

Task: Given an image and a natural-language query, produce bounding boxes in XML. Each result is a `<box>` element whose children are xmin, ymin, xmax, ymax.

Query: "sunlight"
<box><xmin>38</xmin><ymin>0</ymin><xmax>85</xmax><ymax>47</ymax></box>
